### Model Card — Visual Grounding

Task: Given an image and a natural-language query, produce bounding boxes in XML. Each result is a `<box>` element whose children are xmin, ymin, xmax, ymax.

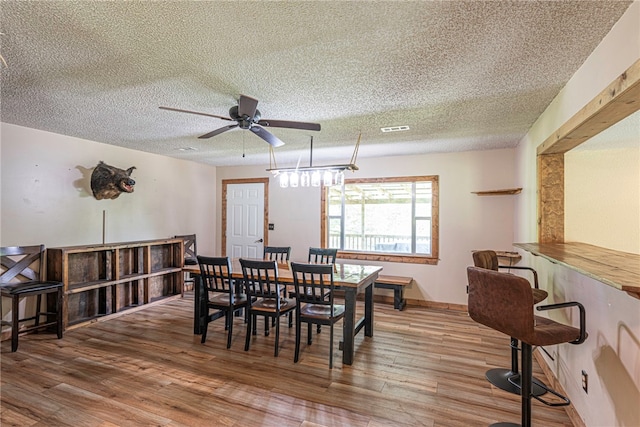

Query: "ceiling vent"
<box><xmin>381</xmin><ymin>125</ymin><xmax>410</xmax><ymax>133</ymax></box>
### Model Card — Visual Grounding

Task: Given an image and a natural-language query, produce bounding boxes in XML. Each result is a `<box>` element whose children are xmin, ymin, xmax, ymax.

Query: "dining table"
<box><xmin>184</xmin><ymin>259</ymin><xmax>382</xmax><ymax>365</ymax></box>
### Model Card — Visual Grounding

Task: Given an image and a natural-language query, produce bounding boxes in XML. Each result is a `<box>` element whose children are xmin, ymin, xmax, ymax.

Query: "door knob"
<box><xmin>254</xmin><ymin>238</ymin><xmax>263</xmax><ymax>243</ymax></box>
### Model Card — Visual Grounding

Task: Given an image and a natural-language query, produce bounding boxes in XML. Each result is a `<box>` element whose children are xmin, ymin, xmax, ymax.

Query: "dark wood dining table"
<box><xmin>184</xmin><ymin>259</ymin><xmax>382</xmax><ymax>365</ymax></box>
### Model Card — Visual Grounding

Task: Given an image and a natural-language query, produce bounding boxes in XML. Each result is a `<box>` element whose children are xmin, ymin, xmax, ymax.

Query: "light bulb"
<box><xmin>301</xmin><ymin>171</ymin><xmax>310</xmax><ymax>187</ymax></box>
<box><xmin>279</xmin><ymin>172</ymin><xmax>289</xmax><ymax>188</ymax></box>
<box><xmin>323</xmin><ymin>170</ymin><xmax>333</xmax><ymax>186</ymax></box>
<box><xmin>290</xmin><ymin>171</ymin><xmax>299</xmax><ymax>187</ymax></box>
<box><xmin>311</xmin><ymin>170</ymin><xmax>321</xmax><ymax>187</ymax></box>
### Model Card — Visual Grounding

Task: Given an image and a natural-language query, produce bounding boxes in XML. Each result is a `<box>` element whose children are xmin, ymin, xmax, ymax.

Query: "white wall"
<box><xmin>514</xmin><ymin>2</ymin><xmax>640</xmax><ymax>426</ymax></box>
<box><xmin>1</xmin><ymin>124</ymin><xmax>218</xmax><ymax>252</ymax></box>
<box><xmin>217</xmin><ymin>148</ymin><xmax>518</xmax><ymax>307</ymax></box>
<box><xmin>566</xmin><ymin>135</ymin><xmax>640</xmax><ymax>254</ymax></box>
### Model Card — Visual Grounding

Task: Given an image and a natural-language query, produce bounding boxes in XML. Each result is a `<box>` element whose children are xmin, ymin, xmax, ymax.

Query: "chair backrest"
<box><xmin>308</xmin><ymin>247</ymin><xmax>338</xmax><ymax>264</ymax></box>
<box><xmin>263</xmin><ymin>246</ymin><xmax>291</xmax><ymax>262</ymax></box>
<box><xmin>240</xmin><ymin>258</ymin><xmax>282</xmax><ymax>303</ymax></box>
<box><xmin>467</xmin><ymin>266</ymin><xmax>534</xmax><ymax>341</ymax></box>
<box><xmin>197</xmin><ymin>255</ymin><xmax>234</xmax><ymax>297</ymax></box>
<box><xmin>1</xmin><ymin>245</ymin><xmax>45</xmax><ymax>284</ymax></box>
<box><xmin>176</xmin><ymin>234</ymin><xmax>197</xmax><ymax>265</ymax></box>
<box><xmin>291</xmin><ymin>262</ymin><xmax>336</xmax><ymax>308</ymax></box>
<box><xmin>472</xmin><ymin>250</ymin><xmax>499</xmax><ymax>271</ymax></box>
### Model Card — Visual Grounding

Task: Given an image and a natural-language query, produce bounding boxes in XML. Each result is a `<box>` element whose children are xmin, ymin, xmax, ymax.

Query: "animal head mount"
<box><xmin>91</xmin><ymin>161</ymin><xmax>136</xmax><ymax>200</ymax></box>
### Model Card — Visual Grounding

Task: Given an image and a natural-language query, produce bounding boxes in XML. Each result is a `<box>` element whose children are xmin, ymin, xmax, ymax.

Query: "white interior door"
<box><xmin>226</xmin><ymin>183</ymin><xmax>265</xmax><ymax>258</ymax></box>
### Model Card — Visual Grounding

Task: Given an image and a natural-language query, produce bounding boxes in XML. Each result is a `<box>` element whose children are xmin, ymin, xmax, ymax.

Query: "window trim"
<box><xmin>321</xmin><ymin>175</ymin><xmax>439</xmax><ymax>265</ymax></box>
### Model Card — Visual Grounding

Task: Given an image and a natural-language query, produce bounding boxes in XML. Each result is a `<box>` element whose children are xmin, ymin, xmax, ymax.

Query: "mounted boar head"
<box><xmin>91</xmin><ymin>161</ymin><xmax>136</xmax><ymax>200</ymax></box>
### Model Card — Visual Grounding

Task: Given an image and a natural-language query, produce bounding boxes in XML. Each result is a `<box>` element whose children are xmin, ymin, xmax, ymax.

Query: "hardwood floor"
<box><xmin>1</xmin><ymin>293</ymin><xmax>574</xmax><ymax>426</ymax></box>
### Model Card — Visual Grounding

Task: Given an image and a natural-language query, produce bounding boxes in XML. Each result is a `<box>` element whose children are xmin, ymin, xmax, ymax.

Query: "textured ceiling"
<box><xmin>0</xmin><ymin>1</ymin><xmax>632</xmax><ymax>167</ymax></box>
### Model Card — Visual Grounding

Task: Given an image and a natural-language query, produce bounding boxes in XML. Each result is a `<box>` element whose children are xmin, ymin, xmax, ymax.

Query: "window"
<box><xmin>321</xmin><ymin>176</ymin><xmax>439</xmax><ymax>264</ymax></box>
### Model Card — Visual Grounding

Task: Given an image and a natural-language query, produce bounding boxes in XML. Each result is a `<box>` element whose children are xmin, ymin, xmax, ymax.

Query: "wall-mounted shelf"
<box><xmin>472</xmin><ymin>188</ymin><xmax>522</xmax><ymax>196</ymax></box>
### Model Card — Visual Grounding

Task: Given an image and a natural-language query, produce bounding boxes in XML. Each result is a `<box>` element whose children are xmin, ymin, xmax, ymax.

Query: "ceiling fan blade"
<box><xmin>237</xmin><ymin>95</ymin><xmax>259</xmax><ymax>118</ymax></box>
<box><xmin>159</xmin><ymin>106</ymin><xmax>233</xmax><ymax>121</ymax></box>
<box><xmin>249</xmin><ymin>125</ymin><xmax>285</xmax><ymax>147</ymax></box>
<box><xmin>257</xmin><ymin>119</ymin><xmax>321</xmax><ymax>131</ymax></box>
<box><xmin>198</xmin><ymin>124</ymin><xmax>238</xmax><ymax>139</ymax></box>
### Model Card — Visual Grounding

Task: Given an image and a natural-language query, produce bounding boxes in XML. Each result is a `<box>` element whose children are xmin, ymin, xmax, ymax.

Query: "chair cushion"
<box><xmin>209</xmin><ymin>293</ymin><xmax>247</xmax><ymax>305</ymax></box>
<box><xmin>531</xmin><ymin>315</ymin><xmax>585</xmax><ymax>346</ymax></box>
<box><xmin>184</xmin><ymin>257</ymin><xmax>198</xmax><ymax>265</ymax></box>
<box><xmin>253</xmin><ymin>297</ymin><xmax>296</xmax><ymax>312</ymax></box>
<box><xmin>1</xmin><ymin>281</ymin><xmax>63</xmax><ymax>295</ymax></box>
<box><xmin>301</xmin><ymin>303</ymin><xmax>345</xmax><ymax>319</ymax></box>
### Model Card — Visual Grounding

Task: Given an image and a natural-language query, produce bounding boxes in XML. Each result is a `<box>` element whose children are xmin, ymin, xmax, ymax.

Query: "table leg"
<box><xmin>193</xmin><ymin>274</ymin><xmax>203</xmax><ymax>335</ymax></box>
<box><xmin>342</xmin><ymin>288</ymin><xmax>356</xmax><ymax>365</ymax></box>
<box><xmin>365</xmin><ymin>282</ymin><xmax>374</xmax><ymax>336</ymax></box>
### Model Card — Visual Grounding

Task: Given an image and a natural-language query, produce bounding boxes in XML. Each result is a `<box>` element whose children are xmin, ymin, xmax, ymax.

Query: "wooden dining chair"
<box><xmin>197</xmin><ymin>255</ymin><xmax>248</xmax><ymax>348</ymax></box>
<box><xmin>1</xmin><ymin>245</ymin><xmax>64</xmax><ymax>352</ymax></box>
<box><xmin>291</xmin><ymin>262</ymin><xmax>345</xmax><ymax>368</ymax></box>
<box><xmin>240</xmin><ymin>258</ymin><xmax>296</xmax><ymax>357</ymax></box>
<box><xmin>263</xmin><ymin>246</ymin><xmax>291</xmax><ymax>262</ymax></box>
<box><xmin>288</xmin><ymin>248</ymin><xmax>338</xmax><ymax>330</ymax></box>
<box><xmin>176</xmin><ymin>234</ymin><xmax>197</xmax><ymax>291</ymax></box>
<box><xmin>308</xmin><ymin>247</ymin><xmax>338</xmax><ymax>264</ymax></box>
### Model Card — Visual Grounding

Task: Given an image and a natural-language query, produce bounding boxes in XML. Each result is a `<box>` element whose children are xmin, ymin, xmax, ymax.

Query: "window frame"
<box><xmin>321</xmin><ymin>175</ymin><xmax>439</xmax><ymax>265</ymax></box>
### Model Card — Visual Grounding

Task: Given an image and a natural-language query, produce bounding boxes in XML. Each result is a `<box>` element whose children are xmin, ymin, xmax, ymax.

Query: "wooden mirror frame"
<box><xmin>536</xmin><ymin>59</ymin><xmax>640</xmax><ymax>243</ymax></box>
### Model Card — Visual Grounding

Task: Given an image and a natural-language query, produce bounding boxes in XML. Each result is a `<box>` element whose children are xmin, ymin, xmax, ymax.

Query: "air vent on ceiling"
<box><xmin>381</xmin><ymin>125</ymin><xmax>410</xmax><ymax>133</ymax></box>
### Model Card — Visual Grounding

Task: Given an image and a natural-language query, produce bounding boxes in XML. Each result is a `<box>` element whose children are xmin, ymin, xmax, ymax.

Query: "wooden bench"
<box><xmin>374</xmin><ymin>275</ymin><xmax>413</xmax><ymax>310</ymax></box>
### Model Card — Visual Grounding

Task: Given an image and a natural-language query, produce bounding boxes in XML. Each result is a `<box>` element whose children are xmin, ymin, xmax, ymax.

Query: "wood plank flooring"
<box><xmin>1</xmin><ymin>294</ymin><xmax>574</xmax><ymax>426</ymax></box>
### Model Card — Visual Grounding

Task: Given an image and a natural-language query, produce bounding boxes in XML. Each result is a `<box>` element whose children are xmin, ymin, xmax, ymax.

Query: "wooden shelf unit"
<box><xmin>47</xmin><ymin>238</ymin><xmax>184</xmax><ymax>330</ymax></box>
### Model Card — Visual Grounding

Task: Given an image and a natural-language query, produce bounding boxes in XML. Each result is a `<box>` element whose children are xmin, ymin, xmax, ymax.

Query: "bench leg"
<box><xmin>393</xmin><ymin>287</ymin><xmax>406</xmax><ymax>311</ymax></box>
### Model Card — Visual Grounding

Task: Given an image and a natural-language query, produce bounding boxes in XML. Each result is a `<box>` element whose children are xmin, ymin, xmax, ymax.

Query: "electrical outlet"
<box><xmin>581</xmin><ymin>370</ymin><xmax>588</xmax><ymax>393</ymax></box>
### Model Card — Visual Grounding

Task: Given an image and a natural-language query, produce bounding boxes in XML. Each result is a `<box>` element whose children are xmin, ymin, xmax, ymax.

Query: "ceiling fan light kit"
<box><xmin>267</xmin><ymin>134</ymin><xmax>360</xmax><ymax>189</ymax></box>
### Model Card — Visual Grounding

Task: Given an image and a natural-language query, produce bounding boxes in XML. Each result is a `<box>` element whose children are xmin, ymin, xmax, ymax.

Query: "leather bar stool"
<box><xmin>472</xmin><ymin>250</ymin><xmax>548</xmax><ymax>396</ymax></box>
<box><xmin>467</xmin><ymin>266</ymin><xmax>587</xmax><ymax>427</ymax></box>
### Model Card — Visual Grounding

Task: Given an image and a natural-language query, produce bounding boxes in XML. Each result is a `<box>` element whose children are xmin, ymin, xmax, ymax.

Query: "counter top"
<box><xmin>514</xmin><ymin>242</ymin><xmax>640</xmax><ymax>299</ymax></box>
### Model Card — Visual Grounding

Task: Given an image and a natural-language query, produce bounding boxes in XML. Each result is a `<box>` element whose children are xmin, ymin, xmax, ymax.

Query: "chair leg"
<box><xmin>11</xmin><ymin>295</ymin><xmax>19</xmax><ymax>352</ymax></box>
<box><xmin>201</xmin><ymin>317</ymin><xmax>209</xmax><ymax>344</ymax></box>
<box><xmin>274</xmin><ymin>316</ymin><xmax>280</xmax><ymax>357</ymax></box>
<box><xmin>307</xmin><ymin>323</ymin><xmax>312</xmax><ymax>345</ymax></box>
<box><xmin>245</xmin><ymin>311</ymin><xmax>252</xmax><ymax>351</ymax></box>
<box><xmin>294</xmin><ymin>313</ymin><xmax>302</xmax><ymax>363</ymax></box>
<box><xmin>521</xmin><ymin>342</ymin><xmax>533</xmax><ymax>427</ymax></box>
<box><xmin>329</xmin><ymin>324</ymin><xmax>334</xmax><ymax>369</ymax></box>
<box><xmin>34</xmin><ymin>294</ymin><xmax>42</xmax><ymax>328</ymax></box>
<box><xmin>226</xmin><ymin>309</ymin><xmax>233</xmax><ymax>349</ymax></box>
<box><xmin>56</xmin><ymin>289</ymin><xmax>63</xmax><ymax>339</ymax></box>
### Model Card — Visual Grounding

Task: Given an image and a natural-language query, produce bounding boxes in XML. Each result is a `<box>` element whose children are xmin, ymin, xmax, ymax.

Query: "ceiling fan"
<box><xmin>160</xmin><ymin>94</ymin><xmax>321</xmax><ymax>147</ymax></box>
